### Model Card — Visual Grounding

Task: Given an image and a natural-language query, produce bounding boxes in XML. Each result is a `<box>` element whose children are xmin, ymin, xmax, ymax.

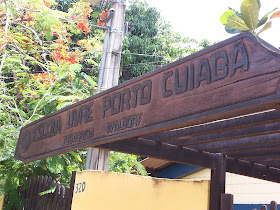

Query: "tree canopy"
<box><xmin>120</xmin><ymin>0</ymin><xmax>200</xmax><ymax>80</ymax></box>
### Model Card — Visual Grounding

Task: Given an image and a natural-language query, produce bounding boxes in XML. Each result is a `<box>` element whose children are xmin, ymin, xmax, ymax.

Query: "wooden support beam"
<box><xmin>229</xmin><ymin>148</ymin><xmax>280</xmax><ymax>159</ymax></box>
<box><xmin>226</xmin><ymin>157</ymin><xmax>280</xmax><ymax>183</ymax></box>
<box><xmin>142</xmin><ymin>110</ymin><xmax>280</xmax><ymax>142</ymax></box>
<box><xmin>98</xmin><ymin>138</ymin><xmax>280</xmax><ymax>183</ymax></box>
<box><xmin>210</xmin><ymin>140</ymin><xmax>280</xmax><ymax>155</ymax></box>
<box><xmin>270</xmin><ymin>201</ymin><xmax>277</xmax><ymax>210</ymax></box>
<box><xmin>209</xmin><ymin>154</ymin><xmax>226</xmax><ymax>210</ymax></box>
<box><xmin>173</xmin><ymin>122</ymin><xmax>280</xmax><ymax>147</ymax></box>
<box><xmin>261</xmin><ymin>205</ymin><xmax>268</xmax><ymax>210</ymax></box>
<box><xmin>98</xmin><ymin>138</ymin><xmax>220</xmax><ymax>169</ymax></box>
<box><xmin>66</xmin><ymin>171</ymin><xmax>76</xmax><ymax>210</ymax></box>
<box><xmin>220</xmin><ymin>194</ymin><xmax>233</xmax><ymax>210</ymax></box>
<box><xmin>187</xmin><ymin>133</ymin><xmax>280</xmax><ymax>152</ymax></box>
<box><xmin>253</xmin><ymin>156</ymin><xmax>280</xmax><ymax>163</ymax></box>
<box><xmin>245</xmin><ymin>155</ymin><xmax>280</xmax><ymax>162</ymax></box>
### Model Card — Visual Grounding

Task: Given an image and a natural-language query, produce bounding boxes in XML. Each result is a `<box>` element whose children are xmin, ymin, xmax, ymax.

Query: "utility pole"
<box><xmin>85</xmin><ymin>0</ymin><xmax>126</xmax><ymax>170</ymax></box>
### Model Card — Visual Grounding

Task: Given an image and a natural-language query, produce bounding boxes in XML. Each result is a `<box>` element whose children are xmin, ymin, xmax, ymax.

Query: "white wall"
<box><xmin>182</xmin><ymin>169</ymin><xmax>280</xmax><ymax>204</ymax></box>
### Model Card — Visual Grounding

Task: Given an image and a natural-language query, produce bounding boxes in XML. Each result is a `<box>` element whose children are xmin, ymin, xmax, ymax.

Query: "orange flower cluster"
<box><xmin>33</xmin><ymin>73</ymin><xmax>55</xmax><ymax>86</ymax></box>
<box><xmin>97</xmin><ymin>9</ymin><xmax>108</xmax><ymax>26</ymax></box>
<box><xmin>52</xmin><ymin>46</ymin><xmax>78</xmax><ymax>65</ymax></box>
<box><xmin>42</xmin><ymin>0</ymin><xmax>51</xmax><ymax>8</ymax></box>
<box><xmin>51</xmin><ymin>32</ymin><xmax>81</xmax><ymax>65</ymax></box>
<box><xmin>0</xmin><ymin>28</ymin><xmax>14</xmax><ymax>49</ymax></box>
<box><xmin>70</xmin><ymin>2</ymin><xmax>92</xmax><ymax>35</ymax></box>
<box><xmin>22</xmin><ymin>11</ymin><xmax>35</xmax><ymax>25</ymax></box>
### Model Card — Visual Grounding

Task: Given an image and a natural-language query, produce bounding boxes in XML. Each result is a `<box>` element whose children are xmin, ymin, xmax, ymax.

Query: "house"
<box><xmin>142</xmin><ymin>158</ymin><xmax>280</xmax><ymax>210</ymax></box>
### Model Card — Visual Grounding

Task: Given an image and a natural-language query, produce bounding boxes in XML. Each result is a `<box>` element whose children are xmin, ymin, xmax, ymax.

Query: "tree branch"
<box><xmin>15</xmin><ymin>23</ymin><xmax>43</xmax><ymax>46</ymax></box>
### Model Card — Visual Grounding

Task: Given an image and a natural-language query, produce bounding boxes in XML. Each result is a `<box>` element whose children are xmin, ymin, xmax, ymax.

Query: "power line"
<box><xmin>122</xmin><ymin>60</ymin><xmax>166</xmax><ymax>67</ymax></box>
<box><xmin>119</xmin><ymin>51</ymin><xmax>176</xmax><ymax>59</ymax></box>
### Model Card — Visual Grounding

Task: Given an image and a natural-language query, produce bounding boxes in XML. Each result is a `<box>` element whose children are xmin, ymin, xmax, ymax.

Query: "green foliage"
<box><xmin>0</xmin><ymin>0</ymin><xmax>208</xmax><ymax>208</ymax></box>
<box><xmin>109</xmin><ymin>152</ymin><xmax>147</xmax><ymax>176</ymax></box>
<box><xmin>241</xmin><ymin>0</ymin><xmax>260</xmax><ymax>30</ymax></box>
<box><xmin>221</xmin><ymin>0</ymin><xmax>279</xmax><ymax>36</ymax></box>
<box><xmin>120</xmin><ymin>0</ymin><xmax>198</xmax><ymax>80</ymax></box>
<box><xmin>0</xmin><ymin>0</ymin><xmax>99</xmax><ymax>208</ymax></box>
<box><xmin>39</xmin><ymin>186</ymin><xmax>56</xmax><ymax>196</ymax></box>
<box><xmin>220</xmin><ymin>10</ymin><xmax>250</xmax><ymax>31</ymax></box>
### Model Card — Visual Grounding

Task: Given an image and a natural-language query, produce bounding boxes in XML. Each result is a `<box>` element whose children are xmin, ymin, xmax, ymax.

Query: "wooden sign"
<box><xmin>15</xmin><ymin>33</ymin><xmax>280</xmax><ymax>162</ymax></box>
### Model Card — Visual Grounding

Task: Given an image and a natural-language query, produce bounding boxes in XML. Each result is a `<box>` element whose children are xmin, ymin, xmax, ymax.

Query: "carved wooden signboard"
<box><xmin>15</xmin><ymin>33</ymin><xmax>280</xmax><ymax>162</ymax></box>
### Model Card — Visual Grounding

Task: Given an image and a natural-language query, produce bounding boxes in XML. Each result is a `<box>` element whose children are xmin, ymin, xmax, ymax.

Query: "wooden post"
<box><xmin>220</xmin><ymin>194</ymin><xmax>233</xmax><ymax>210</ymax></box>
<box><xmin>261</xmin><ymin>205</ymin><xmax>268</xmax><ymax>210</ymax></box>
<box><xmin>209</xmin><ymin>154</ymin><xmax>226</xmax><ymax>210</ymax></box>
<box><xmin>271</xmin><ymin>201</ymin><xmax>277</xmax><ymax>210</ymax></box>
<box><xmin>85</xmin><ymin>0</ymin><xmax>126</xmax><ymax>170</ymax></box>
<box><xmin>66</xmin><ymin>171</ymin><xmax>76</xmax><ymax>210</ymax></box>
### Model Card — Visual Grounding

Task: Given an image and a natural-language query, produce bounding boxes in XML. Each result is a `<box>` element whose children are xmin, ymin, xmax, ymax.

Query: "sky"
<box><xmin>144</xmin><ymin>0</ymin><xmax>280</xmax><ymax>47</ymax></box>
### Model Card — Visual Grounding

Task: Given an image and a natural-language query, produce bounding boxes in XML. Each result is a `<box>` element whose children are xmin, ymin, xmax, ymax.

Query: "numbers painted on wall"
<box><xmin>75</xmin><ymin>181</ymin><xmax>86</xmax><ymax>193</ymax></box>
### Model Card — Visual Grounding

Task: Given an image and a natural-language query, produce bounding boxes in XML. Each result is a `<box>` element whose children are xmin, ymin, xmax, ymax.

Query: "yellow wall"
<box><xmin>0</xmin><ymin>195</ymin><xmax>4</xmax><ymax>210</ymax></box>
<box><xmin>72</xmin><ymin>170</ymin><xmax>210</xmax><ymax>210</ymax></box>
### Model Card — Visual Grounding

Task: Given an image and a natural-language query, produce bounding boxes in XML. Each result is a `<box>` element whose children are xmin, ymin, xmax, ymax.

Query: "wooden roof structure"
<box><xmin>15</xmin><ymin>32</ymin><xmax>280</xmax><ymax>210</ymax></box>
<box><xmin>97</xmin><ymin>33</ymin><xmax>280</xmax><ymax>185</ymax></box>
<box><xmin>15</xmin><ymin>32</ymin><xmax>280</xmax><ymax>183</ymax></box>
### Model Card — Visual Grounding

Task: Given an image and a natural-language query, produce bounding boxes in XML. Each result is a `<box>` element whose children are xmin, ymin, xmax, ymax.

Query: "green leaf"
<box><xmin>81</xmin><ymin>72</ymin><xmax>97</xmax><ymax>87</ymax></box>
<box><xmin>91</xmin><ymin>12</ymin><xmax>99</xmax><ymax>18</ymax></box>
<box><xmin>39</xmin><ymin>186</ymin><xmax>56</xmax><ymax>196</ymax></box>
<box><xmin>6</xmin><ymin>57</ymin><xmax>22</xmax><ymax>63</ymax></box>
<box><xmin>257</xmin><ymin>0</ymin><xmax>261</xmax><ymax>8</ymax></box>
<box><xmin>220</xmin><ymin>10</ymin><xmax>251</xmax><ymax>31</ymax></box>
<box><xmin>48</xmin><ymin>156</ymin><xmax>65</xmax><ymax>173</ymax></box>
<box><xmin>45</xmin><ymin>28</ymin><xmax>52</xmax><ymax>41</ymax></box>
<box><xmin>241</xmin><ymin>0</ymin><xmax>260</xmax><ymax>30</ymax></box>
<box><xmin>57</xmin><ymin>95</ymin><xmax>78</xmax><ymax>101</ymax></box>
<box><xmin>229</xmin><ymin>7</ymin><xmax>242</xmax><ymax>18</ymax></box>
<box><xmin>257</xmin><ymin>21</ymin><xmax>272</xmax><ymax>35</ymax></box>
<box><xmin>0</xmin><ymin>94</ymin><xmax>13</xmax><ymax>100</ymax></box>
<box><xmin>69</xmin><ymin>151</ymin><xmax>82</xmax><ymax>162</ymax></box>
<box><xmin>56</xmin><ymin>102</ymin><xmax>72</xmax><ymax>110</ymax></box>
<box><xmin>225</xmin><ymin>27</ymin><xmax>241</xmax><ymax>34</ymax></box>
<box><xmin>56</xmin><ymin>72</ymin><xmax>69</xmax><ymax>80</ymax></box>
<box><xmin>69</xmin><ymin>63</ymin><xmax>83</xmax><ymax>72</ymax></box>
<box><xmin>257</xmin><ymin>8</ymin><xmax>277</xmax><ymax>28</ymax></box>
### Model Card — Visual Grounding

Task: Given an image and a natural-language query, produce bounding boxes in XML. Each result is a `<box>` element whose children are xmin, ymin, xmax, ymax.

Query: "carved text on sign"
<box><xmin>33</xmin><ymin>117</ymin><xmax>62</xmax><ymax>142</ymax></box>
<box><xmin>63</xmin><ymin>128</ymin><xmax>94</xmax><ymax>147</ymax></box>
<box><xmin>67</xmin><ymin>102</ymin><xmax>94</xmax><ymax>129</ymax></box>
<box><xmin>161</xmin><ymin>43</ymin><xmax>248</xmax><ymax>97</ymax></box>
<box><xmin>106</xmin><ymin>114</ymin><xmax>143</xmax><ymax>134</ymax></box>
<box><xmin>17</xmin><ymin>33</ymin><xmax>279</xmax><ymax>163</ymax></box>
<box><xmin>102</xmin><ymin>80</ymin><xmax>152</xmax><ymax>118</ymax></box>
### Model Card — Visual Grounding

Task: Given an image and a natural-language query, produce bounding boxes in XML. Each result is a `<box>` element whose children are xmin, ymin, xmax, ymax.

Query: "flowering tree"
<box><xmin>0</xmin><ymin>0</ymin><xmax>103</xmax><ymax>208</ymax></box>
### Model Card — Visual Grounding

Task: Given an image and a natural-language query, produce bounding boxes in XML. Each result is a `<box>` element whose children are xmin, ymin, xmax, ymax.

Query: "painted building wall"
<box><xmin>182</xmin><ymin>169</ymin><xmax>280</xmax><ymax>207</ymax></box>
<box><xmin>72</xmin><ymin>170</ymin><xmax>210</xmax><ymax>210</ymax></box>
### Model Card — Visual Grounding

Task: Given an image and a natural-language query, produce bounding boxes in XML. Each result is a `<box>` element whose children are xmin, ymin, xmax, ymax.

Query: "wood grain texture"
<box><xmin>21</xmin><ymin>175</ymin><xmax>71</xmax><ymax>210</ymax></box>
<box><xmin>98</xmin><ymin>138</ymin><xmax>280</xmax><ymax>183</ymax></box>
<box><xmin>220</xmin><ymin>194</ymin><xmax>233</xmax><ymax>210</ymax></box>
<box><xmin>15</xmin><ymin>32</ymin><xmax>280</xmax><ymax>162</ymax></box>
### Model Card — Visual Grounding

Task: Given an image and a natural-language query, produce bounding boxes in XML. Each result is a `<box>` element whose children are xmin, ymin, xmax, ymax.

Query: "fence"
<box><xmin>5</xmin><ymin>175</ymin><xmax>72</xmax><ymax>210</ymax></box>
<box><xmin>252</xmin><ymin>201</ymin><xmax>278</xmax><ymax>210</ymax></box>
<box><xmin>24</xmin><ymin>175</ymin><xmax>72</xmax><ymax>210</ymax></box>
